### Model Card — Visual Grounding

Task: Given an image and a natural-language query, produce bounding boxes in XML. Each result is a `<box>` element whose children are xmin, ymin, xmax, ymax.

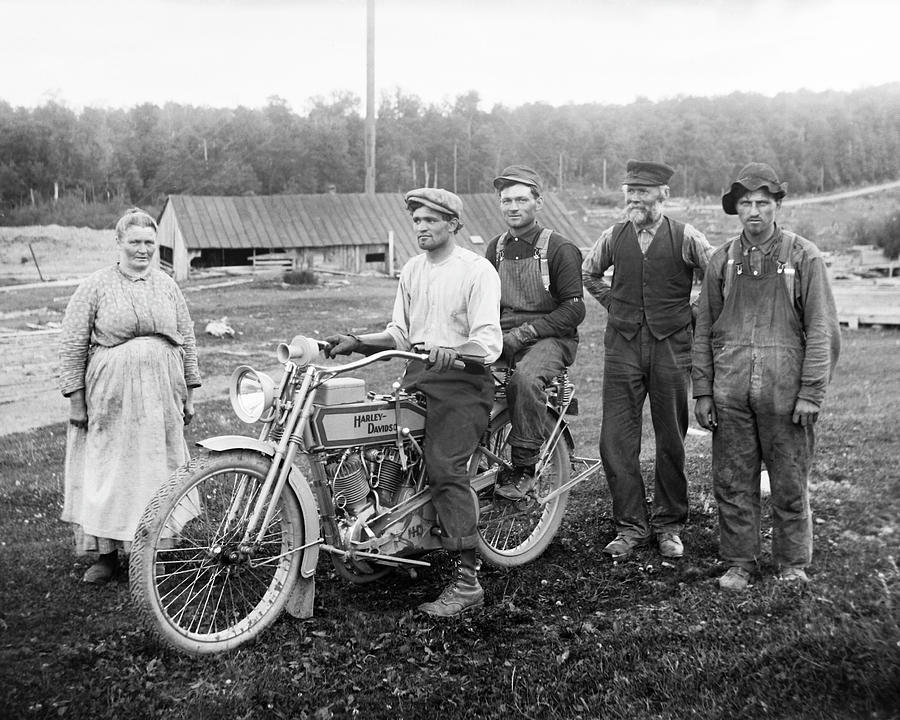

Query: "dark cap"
<box><xmin>623</xmin><ymin>160</ymin><xmax>675</xmax><ymax>187</ymax></box>
<box><xmin>492</xmin><ymin>165</ymin><xmax>543</xmax><ymax>194</ymax></box>
<box><xmin>404</xmin><ymin>187</ymin><xmax>464</xmax><ymax>223</ymax></box>
<box><xmin>721</xmin><ymin>162</ymin><xmax>787</xmax><ymax>215</ymax></box>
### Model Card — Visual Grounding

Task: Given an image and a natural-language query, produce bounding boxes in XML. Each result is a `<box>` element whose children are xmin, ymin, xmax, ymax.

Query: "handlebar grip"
<box><xmin>457</xmin><ymin>353</ymin><xmax>487</xmax><ymax>367</ymax></box>
<box><xmin>455</xmin><ymin>354</ymin><xmax>488</xmax><ymax>373</ymax></box>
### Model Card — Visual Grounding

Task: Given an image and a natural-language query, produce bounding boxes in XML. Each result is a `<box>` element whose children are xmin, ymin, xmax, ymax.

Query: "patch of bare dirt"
<box><xmin>0</xmin><ymin>225</ymin><xmax>115</xmax><ymax>283</ymax></box>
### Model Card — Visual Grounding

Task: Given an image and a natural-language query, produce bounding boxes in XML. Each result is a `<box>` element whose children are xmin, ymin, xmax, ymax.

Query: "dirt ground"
<box><xmin>0</xmin><ymin>225</ymin><xmax>114</xmax><ymax>284</ymax></box>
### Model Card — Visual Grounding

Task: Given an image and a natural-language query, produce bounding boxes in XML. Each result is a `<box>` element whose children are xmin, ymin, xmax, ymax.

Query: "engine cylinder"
<box><xmin>328</xmin><ymin>453</ymin><xmax>370</xmax><ymax>513</ymax></box>
<box><xmin>371</xmin><ymin>449</ymin><xmax>405</xmax><ymax>505</ymax></box>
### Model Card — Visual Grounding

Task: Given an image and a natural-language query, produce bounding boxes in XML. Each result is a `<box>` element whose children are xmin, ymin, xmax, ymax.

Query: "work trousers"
<box><xmin>507</xmin><ymin>336</ymin><xmax>577</xmax><ymax>467</ymax></box>
<box><xmin>600</xmin><ymin>323</ymin><xmax>691</xmax><ymax>538</ymax></box>
<box><xmin>405</xmin><ymin>364</ymin><xmax>493</xmax><ymax>551</ymax></box>
<box><xmin>713</xmin><ymin>405</ymin><xmax>814</xmax><ymax>570</ymax></box>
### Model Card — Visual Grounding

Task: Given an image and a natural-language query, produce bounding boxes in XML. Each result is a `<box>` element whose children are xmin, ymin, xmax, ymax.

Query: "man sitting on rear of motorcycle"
<box><xmin>484</xmin><ymin>165</ymin><xmax>585</xmax><ymax>500</ymax></box>
<box><xmin>325</xmin><ymin>188</ymin><xmax>502</xmax><ymax>618</ymax></box>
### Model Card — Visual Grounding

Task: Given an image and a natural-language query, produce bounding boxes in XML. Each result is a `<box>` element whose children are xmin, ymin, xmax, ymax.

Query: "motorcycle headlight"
<box><xmin>229</xmin><ymin>365</ymin><xmax>276</xmax><ymax>423</ymax></box>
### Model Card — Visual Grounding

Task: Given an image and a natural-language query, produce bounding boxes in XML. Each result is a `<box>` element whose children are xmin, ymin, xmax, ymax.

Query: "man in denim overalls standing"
<box><xmin>693</xmin><ymin>163</ymin><xmax>841</xmax><ymax>592</ymax></box>
<box><xmin>484</xmin><ymin>166</ymin><xmax>586</xmax><ymax>500</ymax></box>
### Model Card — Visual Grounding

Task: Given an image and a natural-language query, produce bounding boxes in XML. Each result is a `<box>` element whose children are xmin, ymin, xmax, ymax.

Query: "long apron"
<box><xmin>710</xmin><ymin>239</ymin><xmax>815</xmax><ymax>569</ymax></box>
<box><xmin>62</xmin><ymin>335</ymin><xmax>190</xmax><ymax>552</ymax></box>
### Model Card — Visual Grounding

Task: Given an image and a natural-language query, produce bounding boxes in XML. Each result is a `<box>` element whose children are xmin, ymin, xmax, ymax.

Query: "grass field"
<box><xmin>0</xmin><ymin>274</ymin><xmax>898</xmax><ymax>720</ymax></box>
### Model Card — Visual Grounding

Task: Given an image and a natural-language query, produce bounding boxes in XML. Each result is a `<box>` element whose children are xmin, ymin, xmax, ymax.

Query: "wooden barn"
<box><xmin>155</xmin><ymin>193</ymin><xmax>593</xmax><ymax>281</ymax></box>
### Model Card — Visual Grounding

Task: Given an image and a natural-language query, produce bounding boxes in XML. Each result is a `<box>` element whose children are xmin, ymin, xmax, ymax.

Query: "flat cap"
<box><xmin>623</xmin><ymin>160</ymin><xmax>675</xmax><ymax>187</ymax></box>
<box><xmin>492</xmin><ymin>165</ymin><xmax>543</xmax><ymax>193</ymax></box>
<box><xmin>721</xmin><ymin>162</ymin><xmax>787</xmax><ymax>215</ymax></box>
<box><xmin>404</xmin><ymin>187</ymin><xmax>464</xmax><ymax>221</ymax></box>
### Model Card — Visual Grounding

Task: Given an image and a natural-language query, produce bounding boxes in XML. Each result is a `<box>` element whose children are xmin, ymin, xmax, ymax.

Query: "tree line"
<box><xmin>0</xmin><ymin>83</ymin><xmax>898</xmax><ymax>225</ymax></box>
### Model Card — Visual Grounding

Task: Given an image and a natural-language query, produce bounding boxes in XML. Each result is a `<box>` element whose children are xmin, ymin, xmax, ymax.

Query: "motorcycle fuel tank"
<box><xmin>310</xmin><ymin>398</ymin><xmax>426</xmax><ymax>449</ymax></box>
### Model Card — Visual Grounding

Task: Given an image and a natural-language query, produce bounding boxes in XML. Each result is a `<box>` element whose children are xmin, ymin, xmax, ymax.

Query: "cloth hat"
<box><xmin>721</xmin><ymin>162</ymin><xmax>787</xmax><ymax>215</ymax></box>
<box><xmin>404</xmin><ymin>188</ymin><xmax>464</xmax><ymax>222</ymax></box>
<box><xmin>492</xmin><ymin>165</ymin><xmax>543</xmax><ymax>193</ymax></box>
<box><xmin>622</xmin><ymin>160</ymin><xmax>675</xmax><ymax>186</ymax></box>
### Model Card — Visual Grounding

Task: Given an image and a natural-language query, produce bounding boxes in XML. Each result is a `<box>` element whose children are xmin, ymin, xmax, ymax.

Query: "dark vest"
<box><xmin>608</xmin><ymin>217</ymin><xmax>693</xmax><ymax>340</ymax></box>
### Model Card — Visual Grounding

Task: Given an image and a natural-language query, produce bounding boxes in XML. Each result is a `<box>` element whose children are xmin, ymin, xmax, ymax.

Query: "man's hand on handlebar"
<box><xmin>427</xmin><ymin>346</ymin><xmax>459</xmax><ymax>372</ymax></box>
<box><xmin>323</xmin><ymin>334</ymin><xmax>361</xmax><ymax>358</ymax></box>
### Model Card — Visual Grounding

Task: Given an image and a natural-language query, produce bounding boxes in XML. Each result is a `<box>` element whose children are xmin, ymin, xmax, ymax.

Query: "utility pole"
<box><xmin>364</xmin><ymin>0</ymin><xmax>376</xmax><ymax>194</ymax></box>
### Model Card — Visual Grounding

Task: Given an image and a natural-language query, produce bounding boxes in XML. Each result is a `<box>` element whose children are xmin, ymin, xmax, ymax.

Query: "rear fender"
<box><xmin>197</xmin><ymin>435</ymin><xmax>320</xmax><ymax>578</ymax></box>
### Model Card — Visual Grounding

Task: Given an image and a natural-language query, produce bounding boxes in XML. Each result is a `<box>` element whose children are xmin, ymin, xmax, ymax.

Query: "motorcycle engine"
<box><xmin>325</xmin><ymin>443</ymin><xmax>419</xmax><ymax>516</ymax></box>
<box><xmin>365</xmin><ymin>446</ymin><xmax>406</xmax><ymax>507</ymax></box>
<box><xmin>327</xmin><ymin>452</ymin><xmax>371</xmax><ymax>513</ymax></box>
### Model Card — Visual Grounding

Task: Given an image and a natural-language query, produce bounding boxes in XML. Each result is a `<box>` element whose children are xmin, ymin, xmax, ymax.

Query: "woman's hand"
<box><xmin>183</xmin><ymin>388</ymin><xmax>195</xmax><ymax>425</ymax></box>
<box><xmin>68</xmin><ymin>389</ymin><xmax>88</xmax><ymax>430</ymax></box>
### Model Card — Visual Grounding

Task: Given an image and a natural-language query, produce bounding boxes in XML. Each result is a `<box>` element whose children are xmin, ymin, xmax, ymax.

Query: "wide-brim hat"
<box><xmin>492</xmin><ymin>165</ymin><xmax>543</xmax><ymax>193</ymax></box>
<box><xmin>404</xmin><ymin>187</ymin><xmax>464</xmax><ymax>224</ymax></box>
<box><xmin>622</xmin><ymin>160</ymin><xmax>675</xmax><ymax>186</ymax></box>
<box><xmin>722</xmin><ymin>162</ymin><xmax>787</xmax><ymax>214</ymax></box>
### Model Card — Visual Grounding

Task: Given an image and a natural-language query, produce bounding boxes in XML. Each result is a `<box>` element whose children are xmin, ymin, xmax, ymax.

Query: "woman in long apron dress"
<box><xmin>58</xmin><ymin>208</ymin><xmax>201</xmax><ymax>584</ymax></box>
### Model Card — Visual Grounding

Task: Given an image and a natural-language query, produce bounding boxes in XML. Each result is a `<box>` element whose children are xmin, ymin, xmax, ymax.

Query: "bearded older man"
<box><xmin>582</xmin><ymin>160</ymin><xmax>713</xmax><ymax>560</ymax></box>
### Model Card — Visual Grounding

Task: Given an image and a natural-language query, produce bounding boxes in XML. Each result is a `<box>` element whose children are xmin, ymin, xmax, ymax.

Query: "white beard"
<box><xmin>626</xmin><ymin>204</ymin><xmax>662</xmax><ymax>228</ymax></box>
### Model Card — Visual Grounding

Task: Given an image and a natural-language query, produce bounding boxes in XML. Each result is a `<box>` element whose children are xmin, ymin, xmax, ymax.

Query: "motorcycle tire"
<box><xmin>476</xmin><ymin>410</ymin><xmax>570</xmax><ymax>567</ymax></box>
<box><xmin>130</xmin><ymin>450</ymin><xmax>307</xmax><ymax>655</ymax></box>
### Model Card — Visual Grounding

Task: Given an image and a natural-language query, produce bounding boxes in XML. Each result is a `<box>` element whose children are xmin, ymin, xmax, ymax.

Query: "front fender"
<box><xmin>198</xmin><ymin>434</ymin><xmax>273</xmax><ymax>456</ymax></box>
<box><xmin>196</xmin><ymin>435</ymin><xmax>320</xmax><ymax>579</ymax></box>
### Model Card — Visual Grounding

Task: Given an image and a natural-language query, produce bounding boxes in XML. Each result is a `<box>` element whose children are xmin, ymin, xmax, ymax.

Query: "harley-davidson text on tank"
<box><xmin>310</xmin><ymin>399</ymin><xmax>427</xmax><ymax>449</ymax></box>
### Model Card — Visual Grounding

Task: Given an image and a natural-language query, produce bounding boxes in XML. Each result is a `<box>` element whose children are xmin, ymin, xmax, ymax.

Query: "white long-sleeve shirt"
<box><xmin>386</xmin><ymin>246</ymin><xmax>502</xmax><ymax>362</ymax></box>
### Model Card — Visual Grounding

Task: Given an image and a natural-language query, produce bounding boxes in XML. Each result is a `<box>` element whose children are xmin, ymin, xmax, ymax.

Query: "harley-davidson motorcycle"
<box><xmin>130</xmin><ymin>334</ymin><xmax>600</xmax><ymax>655</ymax></box>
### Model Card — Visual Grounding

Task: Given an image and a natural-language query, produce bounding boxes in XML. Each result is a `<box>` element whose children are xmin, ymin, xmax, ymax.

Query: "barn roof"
<box><xmin>160</xmin><ymin>193</ymin><xmax>593</xmax><ymax>265</ymax></box>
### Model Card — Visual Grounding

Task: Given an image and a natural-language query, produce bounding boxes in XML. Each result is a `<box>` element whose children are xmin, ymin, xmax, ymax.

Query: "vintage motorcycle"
<box><xmin>129</xmin><ymin>334</ymin><xmax>601</xmax><ymax>655</ymax></box>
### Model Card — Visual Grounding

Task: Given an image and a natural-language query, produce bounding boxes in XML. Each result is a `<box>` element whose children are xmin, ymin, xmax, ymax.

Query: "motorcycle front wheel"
<box><xmin>130</xmin><ymin>450</ymin><xmax>307</xmax><ymax>655</ymax></box>
<box><xmin>475</xmin><ymin>410</ymin><xmax>570</xmax><ymax>567</ymax></box>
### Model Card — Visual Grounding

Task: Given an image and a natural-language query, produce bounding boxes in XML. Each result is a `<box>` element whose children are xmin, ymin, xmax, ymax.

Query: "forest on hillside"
<box><xmin>0</xmin><ymin>83</ymin><xmax>898</xmax><ymax>224</ymax></box>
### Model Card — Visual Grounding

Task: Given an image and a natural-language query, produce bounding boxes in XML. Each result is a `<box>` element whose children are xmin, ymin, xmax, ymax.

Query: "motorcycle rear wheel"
<box><xmin>476</xmin><ymin>411</ymin><xmax>570</xmax><ymax>567</ymax></box>
<box><xmin>130</xmin><ymin>450</ymin><xmax>306</xmax><ymax>655</ymax></box>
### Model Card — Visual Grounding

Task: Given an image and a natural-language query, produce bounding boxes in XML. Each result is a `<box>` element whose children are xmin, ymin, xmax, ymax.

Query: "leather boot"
<box><xmin>82</xmin><ymin>550</ymin><xmax>118</xmax><ymax>584</ymax></box>
<box><xmin>418</xmin><ymin>549</ymin><xmax>484</xmax><ymax>617</ymax></box>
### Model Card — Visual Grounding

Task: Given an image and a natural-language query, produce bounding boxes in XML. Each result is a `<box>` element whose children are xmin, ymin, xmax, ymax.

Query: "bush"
<box><xmin>791</xmin><ymin>219</ymin><xmax>819</xmax><ymax>242</ymax></box>
<box><xmin>282</xmin><ymin>269</ymin><xmax>318</xmax><ymax>285</ymax></box>
<box><xmin>875</xmin><ymin>212</ymin><xmax>900</xmax><ymax>260</ymax></box>
<box><xmin>848</xmin><ymin>209</ymin><xmax>900</xmax><ymax>260</ymax></box>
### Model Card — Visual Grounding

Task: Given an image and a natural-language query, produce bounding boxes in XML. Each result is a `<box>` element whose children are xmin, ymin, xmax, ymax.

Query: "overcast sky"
<box><xmin>2</xmin><ymin>0</ymin><xmax>897</xmax><ymax>113</ymax></box>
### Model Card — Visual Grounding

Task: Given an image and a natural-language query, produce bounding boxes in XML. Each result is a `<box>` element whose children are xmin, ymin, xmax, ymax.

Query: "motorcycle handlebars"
<box><xmin>279</xmin><ymin>334</ymin><xmax>486</xmax><ymax>373</ymax></box>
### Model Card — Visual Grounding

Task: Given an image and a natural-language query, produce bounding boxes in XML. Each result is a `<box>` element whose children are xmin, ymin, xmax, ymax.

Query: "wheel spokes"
<box><xmin>153</xmin><ymin>468</ymin><xmax>291</xmax><ymax>637</ymax></box>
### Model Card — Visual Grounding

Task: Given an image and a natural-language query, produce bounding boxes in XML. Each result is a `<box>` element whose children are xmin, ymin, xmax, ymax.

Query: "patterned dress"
<box><xmin>58</xmin><ymin>264</ymin><xmax>201</xmax><ymax>553</ymax></box>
